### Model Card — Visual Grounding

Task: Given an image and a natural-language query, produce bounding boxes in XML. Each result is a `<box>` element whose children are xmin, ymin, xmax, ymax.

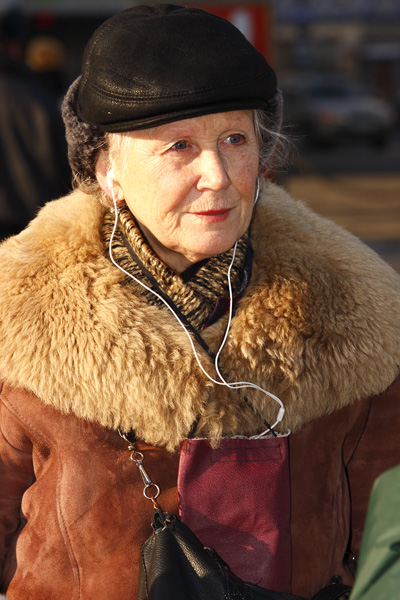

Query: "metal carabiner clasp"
<box><xmin>130</xmin><ymin>452</ymin><xmax>152</xmax><ymax>487</ymax></box>
<box><xmin>119</xmin><ymin>429</ymin><xmax>161</xmax><ymax>508</ymax></box>
<box><xmin>131</xmin><ymin>454</ymin><xmax>161</xmax><ymax>502</ymax></box>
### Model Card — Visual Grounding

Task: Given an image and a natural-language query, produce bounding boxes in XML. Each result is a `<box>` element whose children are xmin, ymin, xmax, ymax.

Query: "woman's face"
<box><xmin>109</xmin><ymin>110</ymin><xmax>259</xmax><ymax>272</ymax></box>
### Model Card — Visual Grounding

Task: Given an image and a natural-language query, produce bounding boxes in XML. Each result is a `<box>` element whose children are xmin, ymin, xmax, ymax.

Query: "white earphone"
<box><xmin>107</xmin><ymin>170</ymin><xmax>114</xmax><ymax>192</ymax></box>
<box><xmin>253</xmin><ymin>176</ymin><xmax>260</xmax><ymax>206</ymax></box>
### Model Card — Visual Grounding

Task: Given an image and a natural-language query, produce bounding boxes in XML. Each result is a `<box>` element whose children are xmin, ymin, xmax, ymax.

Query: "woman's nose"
<box><xmin>196</xmin><ymin>150</ymin><xmax>230</xmax><ymax>191</ymax></box>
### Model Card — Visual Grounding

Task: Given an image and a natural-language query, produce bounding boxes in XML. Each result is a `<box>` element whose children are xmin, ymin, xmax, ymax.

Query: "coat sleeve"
<box><xmin>0</xmin><ymin>384</ymin><xmax>35</xmax><ymax>579</ymax></box>
<box><xmin>345</xmin><ymin>375</ymin><xmax>400</xmax><ymax>560</ymax></box>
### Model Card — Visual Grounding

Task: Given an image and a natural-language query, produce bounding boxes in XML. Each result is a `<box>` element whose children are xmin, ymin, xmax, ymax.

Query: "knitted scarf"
<box><xmin>102</xmin><ymin>204</ymin><xmax>252</xmax><ymax>331</ymax></box>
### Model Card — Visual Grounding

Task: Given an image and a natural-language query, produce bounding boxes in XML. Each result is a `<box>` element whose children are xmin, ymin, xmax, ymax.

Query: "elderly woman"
<box><xmin>0</xmin><ymin>5</ymin><xmax>399</xmax><ymax>600</ymax></box>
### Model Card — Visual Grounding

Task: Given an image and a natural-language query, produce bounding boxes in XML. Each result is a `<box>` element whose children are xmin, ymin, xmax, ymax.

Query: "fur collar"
<box><xmin>0</xmin><ymin>184</ymin><xmax>399</xmax><ymax>450</ymax></box>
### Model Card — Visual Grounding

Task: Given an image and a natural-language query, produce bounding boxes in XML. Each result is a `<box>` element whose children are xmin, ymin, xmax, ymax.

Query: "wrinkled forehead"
<box><xmin>128</xmin><ymin>110</ymin><xmax>256</xmax><ymax>141</ymax></box>
<box><xmin>106</xmin><ymin>110</ymin><xmax>259</xmax><ymax>165</ymax></box>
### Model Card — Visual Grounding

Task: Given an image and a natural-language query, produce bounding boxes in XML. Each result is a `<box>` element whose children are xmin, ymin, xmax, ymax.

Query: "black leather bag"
<box><xmin>137</xmin><ymin>508</ymin><xmax>351</xmax><ymax>600</ymax></box>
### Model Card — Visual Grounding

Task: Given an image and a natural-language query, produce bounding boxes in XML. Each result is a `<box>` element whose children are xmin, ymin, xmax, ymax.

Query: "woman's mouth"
<box><xmin>192</xmin><ymin>208</ymin><xmax>232</xmax><ymax>222</ymax></box>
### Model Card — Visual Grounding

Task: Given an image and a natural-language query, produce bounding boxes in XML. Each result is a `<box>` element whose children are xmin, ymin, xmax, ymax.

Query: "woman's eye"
<box><xmin>171</xmin><ymin>140</ymin><xmax>188</xmax><ymax>151</ymax></box>
<box><xmin>226</xmin><ymin>134</ymin><xmax>245</xmax><ymax>145</ymax></box>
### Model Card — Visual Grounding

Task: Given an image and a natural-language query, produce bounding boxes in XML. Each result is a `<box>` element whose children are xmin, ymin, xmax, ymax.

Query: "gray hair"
<box><xmin>253</xmin><ymin>106</ymin><xmax>289</xmax><ymax>183</ymax></box>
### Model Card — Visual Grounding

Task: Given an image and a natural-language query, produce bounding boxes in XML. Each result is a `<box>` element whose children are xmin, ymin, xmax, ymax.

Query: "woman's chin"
<box><xmin>181</xmin><ymin>238</ymin><xmax>240</xmax><ymax>265</ymax></box>
<box><xmin>150</xmin><ymin>226</ymin><xmax>246</xmax><ymax>272</ymax></box>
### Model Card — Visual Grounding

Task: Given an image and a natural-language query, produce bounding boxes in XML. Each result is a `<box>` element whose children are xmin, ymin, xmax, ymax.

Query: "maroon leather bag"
<box><xmin>177</xmin><ymin>434</ymin><xmax>292</xmax><ymax>593</ymax></box>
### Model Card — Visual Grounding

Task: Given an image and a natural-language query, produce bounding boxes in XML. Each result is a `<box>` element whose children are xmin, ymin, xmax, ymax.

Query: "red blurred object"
<box><xmin>200</xmin><ymin>3</ymin><xmax>274</xmax><ymax>60</ymax></box>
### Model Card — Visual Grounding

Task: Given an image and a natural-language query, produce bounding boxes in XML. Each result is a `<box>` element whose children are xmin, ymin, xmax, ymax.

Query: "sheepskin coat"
<box><xmin>0</xmin><ymin>183</ymin><xmax>400</xmax><ymax>600</ymax></box>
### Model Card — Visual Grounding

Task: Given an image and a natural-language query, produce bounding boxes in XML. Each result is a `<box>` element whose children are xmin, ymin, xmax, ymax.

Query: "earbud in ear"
<box><xmin>107</xmin><ymin>170</ymin><xmax>114</xmax><ymax>191</ymax></box>
<box><xmin>253</xmin><ymin>176</ymin><xmax>260</xmax><ymax>206</ymax></box>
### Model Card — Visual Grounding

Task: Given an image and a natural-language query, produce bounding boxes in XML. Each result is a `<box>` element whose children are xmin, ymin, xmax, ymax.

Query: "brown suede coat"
<box><xmin>1</xmin><ymin>184</ymin><xmax>400</xmax><ymax>599</ymax></box>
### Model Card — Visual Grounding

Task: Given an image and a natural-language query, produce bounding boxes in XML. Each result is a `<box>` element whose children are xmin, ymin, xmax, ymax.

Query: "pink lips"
<box><xmin>193</xmin><ymin>208</ymin><xmax>232</xmax><ymax>222</ymax></box>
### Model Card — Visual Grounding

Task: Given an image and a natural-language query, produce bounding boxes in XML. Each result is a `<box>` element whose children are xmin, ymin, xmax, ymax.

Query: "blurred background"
<box><xmin>0</xmin><ymin>0</ymin><xmax>399</xmax><ymax>271</ymax></box>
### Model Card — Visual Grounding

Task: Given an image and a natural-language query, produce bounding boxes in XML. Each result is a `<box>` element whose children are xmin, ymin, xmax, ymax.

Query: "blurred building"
<box><xmin>3</xmin><ymin>1</ymin><xmax>400</xmax><ymax>106</ymax></box>
<box><xmin>0</xmin><ymin>3</ymin><xmax>71</xmax><ymax>238</ymax></box>
<box><xmin>273</xmin><ymin>0</ymin><xmax>400</xmax><ymax>105</ymax></box>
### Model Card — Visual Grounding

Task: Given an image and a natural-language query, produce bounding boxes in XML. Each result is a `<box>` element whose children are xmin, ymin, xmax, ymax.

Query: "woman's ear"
<box><xmin>95</xmin><ymin>151</ymin><xmax>124</xmax><ymax>201</ymax></box>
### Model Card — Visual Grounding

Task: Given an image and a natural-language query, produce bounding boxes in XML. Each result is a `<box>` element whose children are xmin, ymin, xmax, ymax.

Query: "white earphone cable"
<box><xmin>107</xmin><ymin>174</ymin><xmax>285</xmax><ymax>432</ymax></box>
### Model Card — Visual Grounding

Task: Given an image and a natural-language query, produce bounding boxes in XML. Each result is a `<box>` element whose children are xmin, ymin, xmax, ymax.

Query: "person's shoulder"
<box><xmin>252</xmin><ymin>181</ymin><xmax>400</xmax><ymax>293</ymax></box>
<box><xmin>0</xmin><ymin>190</ymin><xmax>105</xmax><ymax>265</ymax></box>
<box><xmin>246</xmin><ymin>182</ymin><xmax>400</xmax><ymax>414</ymax></box>
<box><xmin>26</xmin><ymin>188</ymin><xmax>104</xmax><ymax>238</ymax></box>
<box><xmin>0</xmin><ymin>190</ymin><xmax>109</xmax><ymax>327</ymax></box>
<box><xmin>254</xmin><ymin>181</ymin><xmax>368</xmax><ymax>251</ymax></box>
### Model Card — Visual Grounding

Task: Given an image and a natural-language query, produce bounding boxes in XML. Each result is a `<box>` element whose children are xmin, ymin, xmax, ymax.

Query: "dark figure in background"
<box><xmin>0</xmin><ymin>8</ymin><xmax>71</xmax><ymax>240</ymax></box>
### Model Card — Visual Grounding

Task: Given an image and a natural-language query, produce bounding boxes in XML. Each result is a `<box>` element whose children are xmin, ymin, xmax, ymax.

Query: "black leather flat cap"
<box><xmin>77</xmin><ymin>4</ymin><xmax>278</xmax><ymax>132</ymax></box>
